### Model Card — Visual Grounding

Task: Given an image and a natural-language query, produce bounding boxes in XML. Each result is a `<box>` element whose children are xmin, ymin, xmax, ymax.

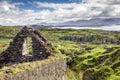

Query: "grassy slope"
<box><xmin>0</xmin><ymin>26</ymin><xmax>20</xmax><ymax>52</ymax></box>
<box><xmin>0</xmin><ymin>26</ymin><xmax>120</xmax><ymax>80</ymax></box>
<box><xmin>39</xmin><ymin>28</ymin><xmax>120</xmax><ymax>80</ymax></box>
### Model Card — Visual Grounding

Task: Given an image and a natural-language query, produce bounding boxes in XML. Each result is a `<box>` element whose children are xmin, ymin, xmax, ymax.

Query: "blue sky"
<box><xmin>0</xmin><ymin>0</ymin><xmax>120</xmax><ymax>25</ymax></box>
<box><xmin>12</xmin><ymin>0</ymin><xmax>82</xmax><ymax>3</ymax></box>
<box><xmin>11</xmin><ymin>0</ymin><xmax>82</xmax><ymax>10</ymax></box>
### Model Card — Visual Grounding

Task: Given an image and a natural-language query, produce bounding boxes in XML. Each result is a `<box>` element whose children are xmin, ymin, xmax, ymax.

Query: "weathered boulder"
<box><xmin>59</xmin><ymin>35</ymin><xmax>120</xmax><ymax>44</ymax></box>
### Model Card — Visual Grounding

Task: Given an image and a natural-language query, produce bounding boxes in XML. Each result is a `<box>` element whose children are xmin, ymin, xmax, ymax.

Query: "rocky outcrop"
<box><xmin>59</xmin><ymin>35</ymin><xmax>120</xmax><ymax>44</ymax></box>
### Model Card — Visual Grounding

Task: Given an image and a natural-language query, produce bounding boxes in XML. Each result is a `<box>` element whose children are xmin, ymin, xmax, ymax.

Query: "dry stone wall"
<box><xmin>0</xmin><ymin>59</ymin><xmax>67</xmax><ymax>80</ymax></box>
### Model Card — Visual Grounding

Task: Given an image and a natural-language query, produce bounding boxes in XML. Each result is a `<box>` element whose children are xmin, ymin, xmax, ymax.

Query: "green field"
<box><xmin>0</xmin><ymin>26</ymin><xmax>120</xmax><ymax>80</ymax></box>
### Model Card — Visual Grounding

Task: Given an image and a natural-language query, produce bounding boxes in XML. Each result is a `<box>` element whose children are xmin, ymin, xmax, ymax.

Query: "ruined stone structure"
<box><xmin>0</xmin><ymin>27</ymin><xmax>67</xmax><ymax>80</ymax></box>
<box><xmin>0</xmin><ymin>26</ymin><xmax>53</xmax><ymax>63</ymax></box>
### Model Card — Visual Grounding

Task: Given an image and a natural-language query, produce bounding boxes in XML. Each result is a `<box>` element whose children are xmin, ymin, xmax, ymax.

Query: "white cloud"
<box><xmin>0</xmin><ymin>1</ymin><xmax>15</xmax><ymax>11</ymax></box>
<box><xmin>34</xmin><ymin>1</ymin><xmax>120</xmax><ymax>22</ymax></box>
<box><xmin>34</xmin><ymin>2</ymin><xmax>78</xmax><ymax>9</ymax></box>
<box><xmin>85</xmin><ymin>0</ymin><xmax>120</xmax><ymax>4</ymax></box>
<box><xmin>0</xmin><ymin>0</ymin><xmax>120</xmax><ymax>26</ymax></box>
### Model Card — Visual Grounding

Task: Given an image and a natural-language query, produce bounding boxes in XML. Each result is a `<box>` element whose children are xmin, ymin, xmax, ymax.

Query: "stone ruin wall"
<box><xmin>0</xmin><ymin>26</ymin><xmax>52</xmax><ymax>63</ymax></box>
<box><xmin>0</xmin><ymin>27</ymin><xmax>67</xmax><ymax>80</ymax></box>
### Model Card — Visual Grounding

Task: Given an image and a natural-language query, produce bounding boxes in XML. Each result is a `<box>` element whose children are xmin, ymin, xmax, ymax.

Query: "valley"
<box><xmin>0</xmin><ymin>26</ymin><xmax>120</xmax><ymax>80</ymax></box>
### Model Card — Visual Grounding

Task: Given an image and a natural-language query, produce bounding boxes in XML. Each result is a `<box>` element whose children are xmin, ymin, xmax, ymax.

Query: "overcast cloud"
<box><xmin>0</xmin><ymin>0</ymin><xmax>120</xmax><ymax>26</ymax></box>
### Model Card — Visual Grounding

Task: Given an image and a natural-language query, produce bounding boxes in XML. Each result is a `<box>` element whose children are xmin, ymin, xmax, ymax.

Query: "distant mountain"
<box><xmin>59</xmin><ymin>18</ymin><xmax>120</xmax><ymax>27</ymax></box>
<box><xmin>28</xmin><ymin>18</ymin><xmax>120</xmax><ymax>28</ymax></box>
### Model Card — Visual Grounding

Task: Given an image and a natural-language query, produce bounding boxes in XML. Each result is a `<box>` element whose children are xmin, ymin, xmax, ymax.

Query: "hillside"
<box><xmin>0</xmin><ymin>26</ymin><xmax>120</xmax><ymax>80</ymax></box>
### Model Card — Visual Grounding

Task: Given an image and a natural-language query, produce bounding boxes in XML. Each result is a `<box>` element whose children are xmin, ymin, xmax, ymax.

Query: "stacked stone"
<box><xmin>0</xmin><ymin>26</ymin><xmax>52</xmax><ymax>64</ymax></box>
<box><xmin>1</xmin><ymin>32</ymin><xmax>25</xmax><ymax>62</ymax></box>
<box><xmin>33</xmin><ymin>30</ymin><xmax>47</xmax><ymax>42</ymax></box>
<box><xmin>32</xmin><ymin>36</ymin><xmax>50</xmax><ymax>60</ymax></box>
